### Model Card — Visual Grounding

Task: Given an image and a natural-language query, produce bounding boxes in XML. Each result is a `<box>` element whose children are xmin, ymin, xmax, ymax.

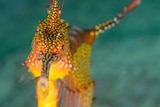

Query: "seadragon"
<box><xmin>23</xmin><ymin>0</ymin><xmax>140</xmax><ymax>107</ymax></box>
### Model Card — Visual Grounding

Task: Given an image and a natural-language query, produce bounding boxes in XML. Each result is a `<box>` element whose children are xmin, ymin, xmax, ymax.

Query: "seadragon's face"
<box><xmin>24</xmin><ymin>20</ymin><xmax>74</xmax><ymax>80</ymax></box>
<box><xmin>23</xmin><ymin>0</ymin><xmax>74</xmax><ymax>81</ymax></box>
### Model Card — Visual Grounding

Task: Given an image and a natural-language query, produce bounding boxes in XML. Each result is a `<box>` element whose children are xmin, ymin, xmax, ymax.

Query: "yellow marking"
<box><xmin>90</xmin><ymin>31</ymin><xmax>94</xmax><ymax>36</ymax></box>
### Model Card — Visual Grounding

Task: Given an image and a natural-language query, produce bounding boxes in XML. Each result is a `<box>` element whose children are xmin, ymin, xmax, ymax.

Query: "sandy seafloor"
<box><xmin>0</xmin><ymin>0</ymin><xmax>160</xmax><ymax>107</ymax></box>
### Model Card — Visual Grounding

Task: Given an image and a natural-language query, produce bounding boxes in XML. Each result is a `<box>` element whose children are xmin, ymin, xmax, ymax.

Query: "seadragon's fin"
<box><xmin>57</xmin><ymin>75</ymin><xmax>94</xmax><ymax>107</ymax></box>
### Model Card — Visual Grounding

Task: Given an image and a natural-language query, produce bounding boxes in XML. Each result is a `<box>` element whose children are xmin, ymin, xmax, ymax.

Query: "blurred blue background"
<box><xmin>0</xmin><ymin>0</ymin><xmax>160</xmax><ymax>107</ymax></box>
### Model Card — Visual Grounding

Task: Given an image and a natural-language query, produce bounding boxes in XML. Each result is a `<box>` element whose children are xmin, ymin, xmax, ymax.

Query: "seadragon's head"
<box><xmin>24</xmin><ymin>0</ymin><xmax>74</xmax><ymax>81</ymax></box>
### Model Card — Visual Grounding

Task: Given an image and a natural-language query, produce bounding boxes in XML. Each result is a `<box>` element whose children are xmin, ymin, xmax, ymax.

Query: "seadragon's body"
<box><xmin>23</xmin><ymin>0</ymin><xmax>140</xmax><ymax>107</ymax></box>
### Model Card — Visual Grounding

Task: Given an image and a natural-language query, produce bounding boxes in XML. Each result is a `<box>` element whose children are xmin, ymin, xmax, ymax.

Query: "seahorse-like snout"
<box><xmin>39</xmin><ymin>52</ymin><xmax>58</xmax><ymax>79</ymax></box>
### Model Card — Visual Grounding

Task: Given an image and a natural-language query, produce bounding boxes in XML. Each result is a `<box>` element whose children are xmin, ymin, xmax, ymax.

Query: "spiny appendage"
<box><xmin>86</xmin><ymin>0</ymin><xmax>141</xmax><ymax>44</ymax></box>
<box><xmin>44</xmin><ymin>0</ymin><xmax>65</xmax><ymax>33</ymax></box>
<box><xmin>47</xmin><ymin>0</ymin><xmax>64</xmax><ymax>14</ymax></box>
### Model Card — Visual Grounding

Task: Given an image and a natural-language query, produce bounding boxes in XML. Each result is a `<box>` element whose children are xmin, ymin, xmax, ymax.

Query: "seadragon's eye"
<box><xmin>62</xmin><ymin>44</ymin><xmax>64</xmax><ymax>50</ymax></box>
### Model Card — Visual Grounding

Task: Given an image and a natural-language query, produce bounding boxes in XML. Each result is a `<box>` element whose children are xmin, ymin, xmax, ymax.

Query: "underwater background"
<box><xmin>0</xmin><ymin>0</ymin><xmax>160</xmax><ymax>107</ymax></box>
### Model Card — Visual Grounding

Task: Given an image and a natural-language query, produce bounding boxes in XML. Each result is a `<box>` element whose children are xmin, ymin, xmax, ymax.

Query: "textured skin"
<box><xmin>23</xmin><ymin>0</ymin><xmax>140</xmax><ymax>107</ymax></box>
